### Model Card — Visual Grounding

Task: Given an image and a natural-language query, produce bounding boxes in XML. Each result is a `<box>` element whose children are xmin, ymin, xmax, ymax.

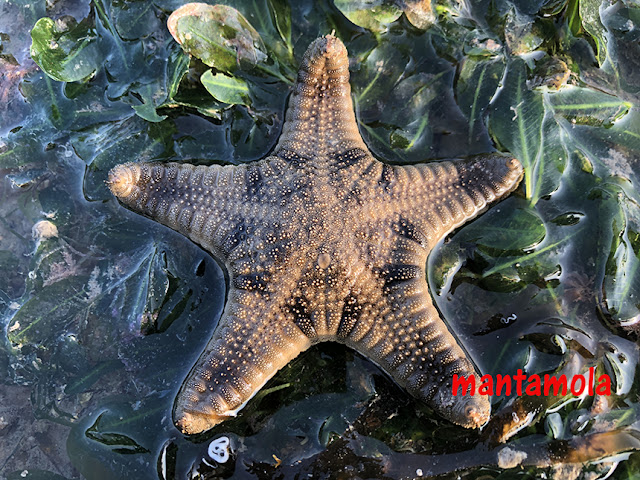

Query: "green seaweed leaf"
<box><xmin>430</xmin><ymin>199</ymin><xmax>552</xmax><ymax>295</ymax></box>
<box><xmin>385</xmin><ymin>73</ymin><xmax>438</xmax><ymax>151</ymax></box>
<box><xmin>201</xmin><ymin>70</ymin><xmax>251</xmax><ymax>106</ymax></box>
<box><xmin>481</xmin><ymin>232</ymin><xmax>571</xmax><ymax>280</ymax></box>
<box><xmin>30</xmin><ymin>16</ymin><xmax>100</xmax><ymax>82</ymax></box>
<box><xmin>113</xmin><ymin>1</ymin><xmax>160</xmax><ymax>40</ymax></box>
<box><xmin>334</xmin><ymin>0</ymin><xmax>434</xmax><ymax>31</ymax></box>
<box><xmin>489</xmin><ymin>58</ymin><xmax>545</xmax><ymax>203</ymax></box>
<box><xmin>503</xmin><ymin>6</ymin><xmax>544</xmax><ymax>55</ymax></box>
<box><xmin>266</xmin><ymin>0</ymin><xmax>293</xmax><ymax>56</ymax></box>
<box><xmin>166</xmin><ymin>47</ymin><xmax>191</xmax><ymax>101</ymax></box>
<box><xmin>456</xmin><ymin>56</ymin><xmax>506</xmax><ymax>144</ymax></box>
<box><xmin>579</xmin><ymin>0</ymin><xmax>609</xmax><ymax>66</ymax></box>
<box><xmin>167</xmin><ymin>3</ymin><xmax>267</xmax><ymax>74</ymax></box>
<box><xmin>7</xmin><ymin>276</ymin><xmax>90</xmax><ymax>347</ymax></box>
<box><xmin>132</xmin><ymin>85</ymin><xmax>168</xmax><ymax>123</ymax></box>
<box><xmin>334</xmin><ymin>0</ymin><xmax>402</xmax><ymax>32</ymax></box>
<box><xmin>353</xmin><ymin>40</ymin><xmax>462</xmax><ymax>162</ymax></box>
<box><xmin>489</xmin><ymin>60</ymin><xmax>635</xmax><ymax>205</ymax></box>
<box><xmin>6</xmin><ymin>238</ymin><xmax>184</xmax><ymax>350</ymax></box>
<box><xmin>474</xmin><ymin>206</ymin><xmax>546</xmax><ymax>256</ymax></box>
<box><xmin>402</xmin><ymin>0</ymin><xmax>435</xmax><ymax>29</ymax></box>
<box><xmin>547</xmin><ymin>87</ymin><xmax>631</xmax><ymax>126</ymax></box>
<box><xmin>551</xmin><ymin>103</ymin><xmax>638</xmax><ymax>183</ymax></box>
<box><xmin>129</xmin><ymin>46</ymin><xmax>190</xmax><ymax>122</ymax></box>
<box><xmin>593</xmin><ymin>183</ymin><xmax>640</xmax><ymax>326</ymax></box>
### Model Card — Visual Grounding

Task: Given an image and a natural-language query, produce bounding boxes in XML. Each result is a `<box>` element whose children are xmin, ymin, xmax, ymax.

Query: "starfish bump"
<box><xmin>108</xmin><ymin>34</ymin><xmax>523</xmax><ymax>435</ymax></box>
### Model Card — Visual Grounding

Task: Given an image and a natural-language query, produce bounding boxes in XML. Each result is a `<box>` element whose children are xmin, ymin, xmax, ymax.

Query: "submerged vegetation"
<box><xmin>1</xmin><ymin>0</ymin><xmax>639</xmax><ymax>478</ymax></box>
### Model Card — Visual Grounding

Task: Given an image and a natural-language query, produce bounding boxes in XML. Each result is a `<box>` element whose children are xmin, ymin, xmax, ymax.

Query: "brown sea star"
<box><xmin>107</xmin><ymin>34</ymin><xmax>523</xmax><ymax>435</ymax></box>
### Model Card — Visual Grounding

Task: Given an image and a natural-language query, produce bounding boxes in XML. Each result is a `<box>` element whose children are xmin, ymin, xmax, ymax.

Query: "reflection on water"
<box><xmin>1</xmin><ymin>0</ymin><xmax>640</xmax><ymax>479</ymax></box>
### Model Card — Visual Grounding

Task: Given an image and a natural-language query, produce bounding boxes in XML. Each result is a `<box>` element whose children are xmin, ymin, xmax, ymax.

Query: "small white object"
<box><xmin>497</xmin><ymin>446</ymin><xmax>527</xmax><ymax>469</ymax></box>
<box><xmin>500</xmin><ymin>313</ymin><xmax>517</xmax><ymax>324</ymax></box>
<box><xmin>208</xmin><ymin>436</ymin><xmax>230</xmax><ymax>463</ymax></box>
<box><xmin>32</xmin><ymin>220</ymin><xmax>58</xmax><ymax>242</ymax></box>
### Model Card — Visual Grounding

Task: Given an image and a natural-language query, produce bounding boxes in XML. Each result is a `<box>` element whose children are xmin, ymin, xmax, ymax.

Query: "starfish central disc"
<box><xmin>108</xmin><ymin>34</ymin><xmax>523</xmax><ymax>435</ymax></box>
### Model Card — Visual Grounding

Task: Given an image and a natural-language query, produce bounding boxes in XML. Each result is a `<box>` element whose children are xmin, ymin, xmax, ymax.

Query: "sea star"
<box><xmin>108</xmin><ymin>35</ymin><xmax>523</xmax><ymax>435</ymax></box>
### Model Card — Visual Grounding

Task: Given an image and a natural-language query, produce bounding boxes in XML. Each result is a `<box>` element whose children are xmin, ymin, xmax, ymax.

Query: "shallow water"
<box><xmin>1</xmin><ymin>0</ymin><xmax>639</xmax><ymax>479</ymax></box>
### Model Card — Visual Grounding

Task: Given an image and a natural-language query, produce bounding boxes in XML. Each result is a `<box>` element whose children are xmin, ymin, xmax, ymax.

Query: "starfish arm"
<box><xmin>381</xmin><ymin>154</ymin><xmax>524</xmax><ymax>248</ymax></box>
<box><xmin>273</xmin><ymin>34</ymin><xmax>368</xmax><ymax>164</ymax></box>
<box><xmin>173</xmin><ymin>287</ymin><xmax>312</xmax><ymax>435</ymax></box>
<box><xmin>336</xmin><ymin>270</ymin><xmax>490</xmax><ymax>428</ymax></box>
<box><xmin>107</xmin><ymin>160</ymin><xmax>283</xmax><ymax>255</ymax></box>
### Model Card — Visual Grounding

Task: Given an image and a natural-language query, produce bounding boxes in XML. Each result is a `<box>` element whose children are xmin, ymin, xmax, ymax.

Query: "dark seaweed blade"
<box><xmin>592</xmin><ymin>183</ymin><xmax>640</xmax><ymax>328</ymax></box>
<box><xmin>85</xmin><ymin>413</ymin><xmax>150</xmax><ymax>454</ymax></box>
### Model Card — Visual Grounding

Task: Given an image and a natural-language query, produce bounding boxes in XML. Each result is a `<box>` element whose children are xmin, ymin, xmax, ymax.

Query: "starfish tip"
<box><xmin>307</xmin><ymin>33</ymin><xmax>347</xmax><ymax>63</ymax></box>
<box><xmin>107</xmin><ymin>163</ymin><xmax>140</xmax><ymax>199</ymax></box>
<box><xmin>174</xmin><ymin>409</ymin><xmax>226</xmax><ymax>435</ymax></box>
<box><xmin>507</xmin><ymin>157</ymin><xmax>521</xmax><ymax>169</ymax></box>
<box><xmin>434</xmin><ymin>380</ymin><xmax>491</xmax><ymax>429</ymax></box>
<box><xmin>506</xmin><ymin>157</ymin><xmax>524</xmax><ymax>188</ymax></box>
<box><xmin>507</xmin><ymin>157</ymin><xmax>524</xmax><ymax>177</ymax></box>
<box><xmin>466</xmin><ymin>403</ymin><xmax>491</xmax><ymax>429</ymax></box>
